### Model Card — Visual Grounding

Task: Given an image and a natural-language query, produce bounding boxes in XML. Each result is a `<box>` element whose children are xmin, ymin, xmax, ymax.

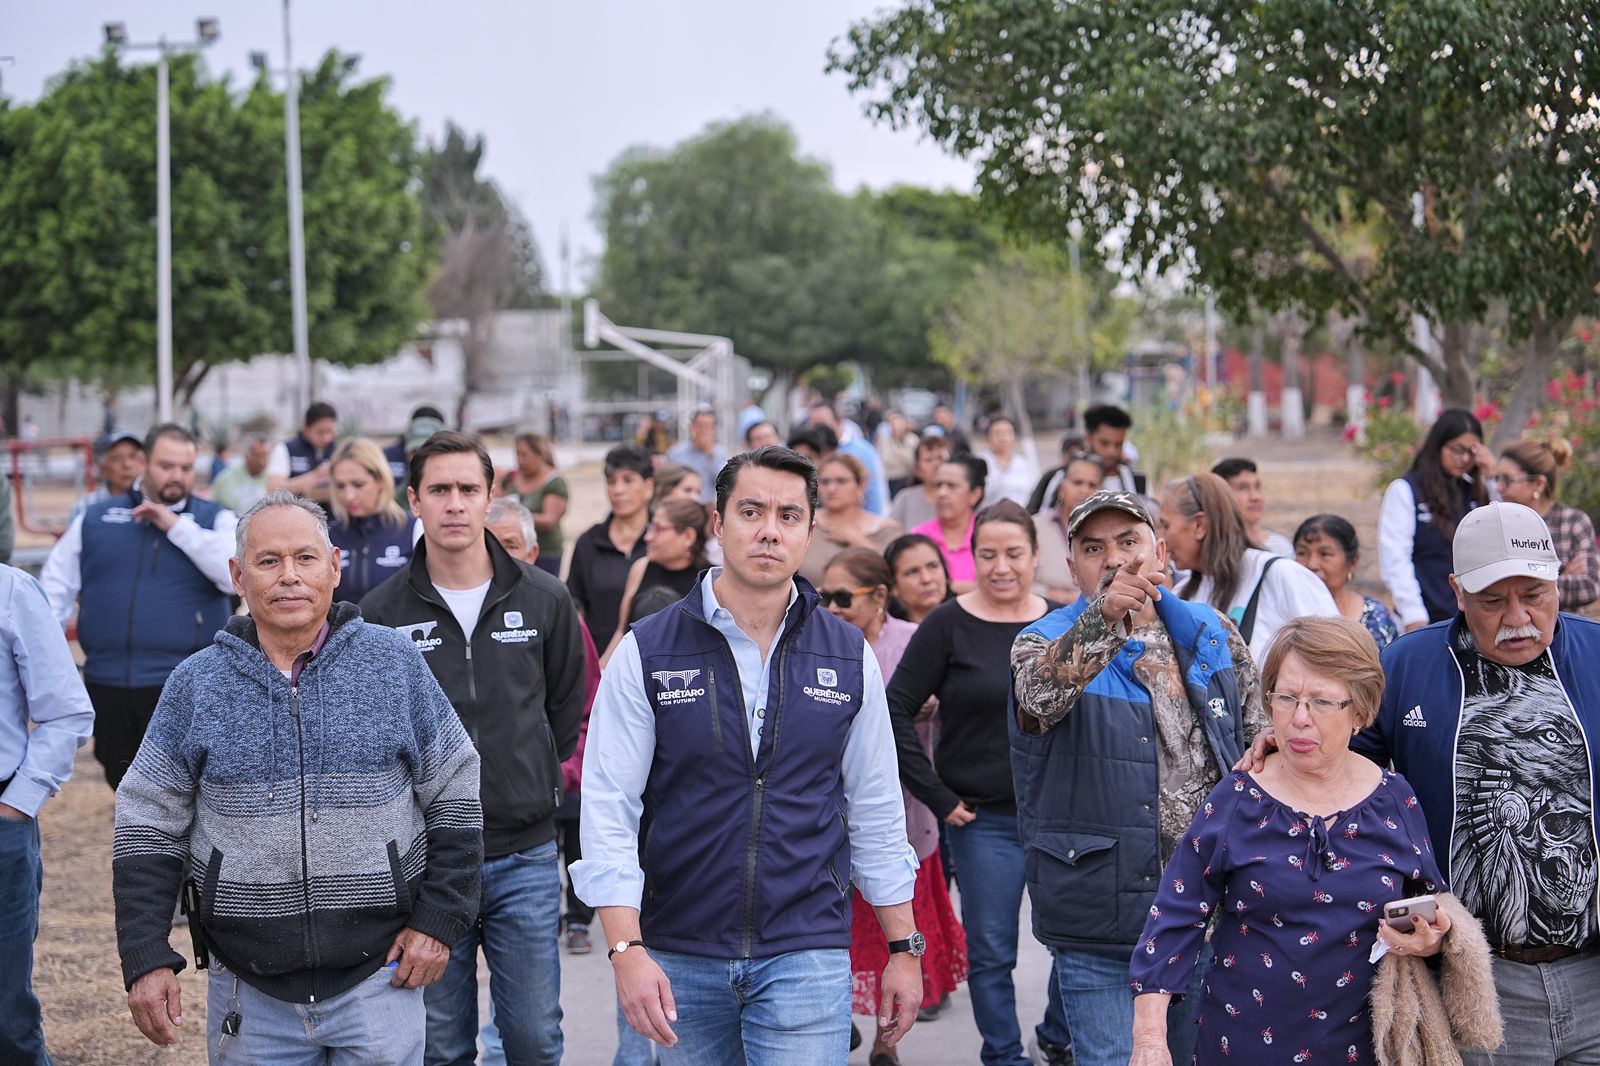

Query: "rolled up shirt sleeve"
<box><xmin>165</xmin><ymin>506</ymin><xmax>238</xmax><ymax>594</ymax></box>
<box><xmin>572</xmin><ymin>632</ymin><xmax>655</xmax><ymax>911</ymax></box>
<box><xmin>1</xmin><ymin>570</ymin><xmax>94</xmax><ymax>816</ymax></box>
<box><xmin>843</xmin><ymin>641</ymin><xmax>919</xmax><ymax>907</ymax></box>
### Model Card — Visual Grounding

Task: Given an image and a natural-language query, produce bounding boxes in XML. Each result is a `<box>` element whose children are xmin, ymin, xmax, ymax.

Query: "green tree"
<box><xmin>592</xmin><ymin>115</ymin><xmax>863</xmax><ymax>376</ymax></box>
<box><xmin>0</xmin><ymin>50</ymin><xmax>431</xmax><ymax>406</ymax></box>
<box><xmin>830</xmin><ymin>1</ymin><xmax>1600</xmax><ymax>409</ymax></box>
<box><xmin>929</xmin><ymin>244</ymin><xmax>1136</xmax><ymax>439</ymax></box>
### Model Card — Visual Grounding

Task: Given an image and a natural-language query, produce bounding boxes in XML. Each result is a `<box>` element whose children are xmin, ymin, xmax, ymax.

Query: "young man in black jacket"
<box><xmin>362</xmin><ymin>431</ymin><xmax>585</xmax><ymax>1066</ymax></box>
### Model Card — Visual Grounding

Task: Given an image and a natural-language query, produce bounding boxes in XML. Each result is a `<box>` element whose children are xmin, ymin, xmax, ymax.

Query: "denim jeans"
<box><xmin>0</xmin><ymin>816</ymin><xmax>50</xmax><ymax>1066</ymax></box>
<box><xmin>651</xmin><ymin>948</ymin><xmax>850</xmax><ymax>1066</ymax></box>
<box><xmin>1460</xmin><ymin>951</ymin><xmax>1600</xmax><ymax>1065</ymax></box>
<box><xmin>425</xmin><ymin>840</ymin><xmax>563</xmax><ymax>1066</ymax></box>
<box><xmin>614</xmin><ymin>999</ymin><xmax>659</xmax><ymax>1066</ymax></box>
<box><xmin>205</xmin><ymin>960</ymin><xmax>424</xmax><ymax>1064</ymax></box>
<box><xmin>1051</xmin><ymin>942</ymin><xmax>1207</xmax><ymax>1066</ymax></box>
<box><xmin>946</xmin><ymin>811</ymin><xmax>1063</xmax><ymax>1066</ymax></box>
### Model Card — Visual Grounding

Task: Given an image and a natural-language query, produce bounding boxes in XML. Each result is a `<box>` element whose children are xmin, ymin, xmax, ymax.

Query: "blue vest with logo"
<box><xmin>1009</xmin><ymin>593</ymin><xmax>1247</xmax><ymax>950</ymax></box>
<box><xmin>283</xmin><ymin>432</ymin><xmax>334</xmax><ymax>477</ymax></box>
<box><xmin>77</xmin><ymin>492</ymin><xmax>232</xmax><ymax>688</ymax></box>
<box><xmin>329</xmin><ymin>514</ymin><xmax>418</xmax><ymax>606</ymax></box>
<box><xmin>629</xmin><ymin>574</ymin><xmax>864</xmax><ymax>958</ymax></box>
<box><xmin>1403</xmin><ymin>471</ymin><xmax>1476</xmax><ymax>623</ymax></box>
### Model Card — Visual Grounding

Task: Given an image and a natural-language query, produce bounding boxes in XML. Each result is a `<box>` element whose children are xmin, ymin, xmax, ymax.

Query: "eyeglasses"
<box><xmin>1267</xmin><ymin>691</ymin><xmax>1355</xmax><ymax>716</ymax></box>
<box><xmin>1443</xmin><ymin>443</ymin><xmax>1476</xmax><ymax>459</ymax></box>
<box><xmin>1487</xmin><ymin>474</ymin><xmax>1537</xmax><ymax>488</ymax></box>
<box><xmin>818</xmin><ymin>586</ymin><xmax>877</xmax><ymax>609</ymax></box>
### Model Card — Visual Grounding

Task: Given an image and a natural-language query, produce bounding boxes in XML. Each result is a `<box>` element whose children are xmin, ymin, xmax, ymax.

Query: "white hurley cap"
<box><xmin>1452</xmin><ymin>502</ymin><xmax>1562</xmax><ymax>593</ymax></box>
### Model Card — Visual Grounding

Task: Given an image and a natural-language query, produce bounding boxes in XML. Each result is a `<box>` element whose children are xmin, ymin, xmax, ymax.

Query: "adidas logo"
<box><xmin>1402</xmin><ymin>705</ymin><xmax>1426</xmax><ymax>728</ymax></box>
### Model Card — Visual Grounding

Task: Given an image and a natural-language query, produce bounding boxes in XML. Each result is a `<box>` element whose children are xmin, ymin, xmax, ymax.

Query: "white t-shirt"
<box><xmin>434</xmin><ymin>579</ymin><xmax>491</xmax><ymax>641</ymax></box>
<box><xmin>266</xmin><ymin>441</ymin><xmax>292</xmax><ymax>479</ymax></box>
<box><xmin>1189</xmin><ymin>548</ymin><xmax>1339</xmax><ymax>663</ymax></box>
<box><xmin>978</xmin><ymin>448</ymin><xmax>1040</xmax><ymax>508</ymax></box>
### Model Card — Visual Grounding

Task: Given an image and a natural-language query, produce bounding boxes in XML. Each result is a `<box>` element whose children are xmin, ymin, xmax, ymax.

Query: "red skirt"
<box><xmin>849</xmin><ymin>850</ymin><xmax>968</xmax><ymax>1015</ymax></box>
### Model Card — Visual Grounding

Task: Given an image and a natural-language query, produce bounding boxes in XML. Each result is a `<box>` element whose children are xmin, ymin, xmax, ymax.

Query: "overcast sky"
<box><xmin>4</xmin><ymin>0</ymin><xmax>975</xmax><ymax>286</ymax></box>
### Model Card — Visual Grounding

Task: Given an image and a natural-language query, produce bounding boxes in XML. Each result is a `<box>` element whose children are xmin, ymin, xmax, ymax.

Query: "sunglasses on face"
<box><xmin>818</xmin><ymin>586</ymin><xmax>877</xmax><ymax>609</ymax></box>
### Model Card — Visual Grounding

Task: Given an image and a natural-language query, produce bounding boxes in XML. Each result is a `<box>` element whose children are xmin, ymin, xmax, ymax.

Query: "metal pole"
<box><xmin>284</xmin><ymin>0</ymin><xmax>312</xmax><ymax>417</ymax></box>
<box><xmin>156</xmin><ymin>47</ymin><xmax>174</xmax><ymax>424</ymax></box>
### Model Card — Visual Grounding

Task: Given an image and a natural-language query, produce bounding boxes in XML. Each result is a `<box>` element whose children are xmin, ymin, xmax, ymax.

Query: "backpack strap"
<box><xmin>1238</xmin><ymin>556</ymin><xmax>1284</xmax><ymax>646</ymax></box>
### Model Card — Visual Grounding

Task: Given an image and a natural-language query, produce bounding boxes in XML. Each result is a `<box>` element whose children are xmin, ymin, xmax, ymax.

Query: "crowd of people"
<box><xmin>2</xmin><ymin>394</ymin><xmax>1597</xmax><ymax>1066</ymax></box>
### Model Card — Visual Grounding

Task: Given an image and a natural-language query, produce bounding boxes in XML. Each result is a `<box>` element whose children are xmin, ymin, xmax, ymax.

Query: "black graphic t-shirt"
<box><xmin>1450</xmin><ymin>627</ymin><xmax>1598</xmax><ymax>947</ymax></box>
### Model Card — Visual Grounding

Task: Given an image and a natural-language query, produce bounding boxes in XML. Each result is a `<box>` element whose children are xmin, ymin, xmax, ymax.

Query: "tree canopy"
<box><xmin>0</xmin><ymin>50</ymin><xmax>432</xmax><ymax>404</ymax></box>
<box><xmin>830</xmin><ymin>1</ymin><xmax>1600</xmax><ymax>406</ymax></box>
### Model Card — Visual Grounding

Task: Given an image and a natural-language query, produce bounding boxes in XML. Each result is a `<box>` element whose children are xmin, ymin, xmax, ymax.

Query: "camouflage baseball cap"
<box><xmin>1066</xmin><ymin>490</ymin><xmax>1155</xmax><ymax>541</ymax></box>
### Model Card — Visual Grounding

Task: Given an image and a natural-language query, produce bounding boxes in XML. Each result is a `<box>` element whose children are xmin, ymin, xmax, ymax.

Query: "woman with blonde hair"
<box><xmin>1159</xmin><ymin>472</ymin><xmax>1337</xmax><ymax>662</ymax></box>
<box><xmin>1494</xmin><ymin>434</ymin><xmax>1599</xmax><ymax>611</ymax></box>
<box><xmin>327</xmin><ymin>437</ymin><xmax>419</xmax><ymax>604</ymax></box>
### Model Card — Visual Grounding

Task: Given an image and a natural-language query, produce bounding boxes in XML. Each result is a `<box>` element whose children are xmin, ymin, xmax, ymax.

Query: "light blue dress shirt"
<box><xmin>573</xmin><ymin>569</ymin><xmax>918</xmax><ymax>911</ymax></box>
<box><xmin>0</xmin><ymin>565</ymin><xmax>94</xmax><ymax>816</ymax></box>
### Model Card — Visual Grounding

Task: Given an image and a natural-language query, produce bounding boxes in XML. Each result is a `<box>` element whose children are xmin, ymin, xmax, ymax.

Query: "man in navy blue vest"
<box><xmin>1009</xmin><ymin>491</ymin><xmax>1264</xmax><ymax>1066</ymax></box>
<box><xmin>266</xmin><ymin>400</ymin><xmax>338</xmax><ymax>503</ymax></box>
<box><xmin>574</xmin><ymin>446</ymin><xmax>924</xmax><ymax>1064</ymax></box>
<box><xmin>40</xmin><ymin>424</ymin><xmax>236</xmax><ymax>790</ymax></box>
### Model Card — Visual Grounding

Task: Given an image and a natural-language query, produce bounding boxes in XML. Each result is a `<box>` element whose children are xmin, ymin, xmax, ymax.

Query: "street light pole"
<box><xmin>103</xmin><ymin>18</ymin><xmax>219</xmax><ymax>425</ymax></box>
<box><xmin>156</xmin><ymin>46</ymin><xmax>173</xmax><ymax>423</ymax></box>
<box><xmin>282</xmin><ymin>0</ymin><xmax>311</xmax><ymax>417</ymax></box>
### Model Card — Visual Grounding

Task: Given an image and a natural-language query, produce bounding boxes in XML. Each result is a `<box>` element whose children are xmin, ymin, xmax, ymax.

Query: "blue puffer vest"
<box><xmin>78</xmin><ymin>492</ymin><xmax>232</xmax><ymax>687</ymax></box>
<box><xmin>329</xmin><ymin>513</ymin><xmax>418</xmax><ymax>606</ymax></box>
<box><xmin>1404</xmin><ymin>471</ymin><xmax>1477</xmax><ymax>623</ymax></box>
<box><xmin>1009</xmin><ymin>592</ymin><xmax>1247</xmax><ymax>950</ymax></box>
<box><xmin>630</xmin><ymin>573</ymin><xmax>864</xmax><ymax>959</ymax></box>
<box><xmin>283</xmin><ymin>432</ymin><xmax>334</xmax><ymax>477</ymax></box>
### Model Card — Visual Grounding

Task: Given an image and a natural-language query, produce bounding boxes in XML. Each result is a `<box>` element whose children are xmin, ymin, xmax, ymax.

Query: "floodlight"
<box><xmin>250</xmin><ymin>51</ymin><xmax>268</xmax><ymax>71</ymax></box>
<box><xmin>104</xmin><ymin>22</ymin><xmax>128</xmax><ymax>45</ymax></box>
<box><xmin>196</xmin><ymin>18</ymin><xmax>220</xmax><ymax>44</ymax></box>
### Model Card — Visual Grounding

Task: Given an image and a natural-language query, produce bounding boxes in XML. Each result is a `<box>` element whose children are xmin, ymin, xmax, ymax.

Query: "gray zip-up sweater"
<box><xmin>112</xmin><ymin>602</ymin><xmax>483</xmax><ymax>1003</ymax></box>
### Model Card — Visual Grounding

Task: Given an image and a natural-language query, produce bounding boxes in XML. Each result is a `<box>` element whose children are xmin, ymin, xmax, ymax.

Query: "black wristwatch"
<box><xmin>887</xmin><ymin>931</ymin><xmax>926</xmax><ymax>957</ymax></box>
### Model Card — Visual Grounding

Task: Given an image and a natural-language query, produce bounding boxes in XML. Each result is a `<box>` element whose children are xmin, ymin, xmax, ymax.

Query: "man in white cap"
<box><xmin>1245</xmin><ymin>501</ymin><xmax>1600</xmax><ymax>1063</ymax></box>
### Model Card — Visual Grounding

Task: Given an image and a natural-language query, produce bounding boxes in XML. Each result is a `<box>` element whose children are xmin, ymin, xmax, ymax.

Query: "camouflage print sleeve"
<box><xmin>1011</xmin><ymin>599</ymin><xmax>1130</xmax><ymax>736</ymax></box>
<box><xmin>1217</xmin><ymin>611</ymin><xmax>1268</xmax><ymax>740</ymax></box>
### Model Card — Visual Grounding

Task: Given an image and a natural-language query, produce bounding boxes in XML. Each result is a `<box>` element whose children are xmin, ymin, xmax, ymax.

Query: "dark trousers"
<box><xmin>555</xmin><ymin>813</ymin><xmax>593</xmax><ymax>927</ymax></box>
<box><xmin>85</xmin><ymin>683</ymin><xmax>165</xmax><ymax>790</ymax></box>
<box><xmin>0</xmin><ymin>815</ymin><xmax>51</xmax><ymax>1065</ymax></box>
<box><xmin>534</xmin><ymin>554</ymin><xmax>561</xmax><ymax>578</ymax></box>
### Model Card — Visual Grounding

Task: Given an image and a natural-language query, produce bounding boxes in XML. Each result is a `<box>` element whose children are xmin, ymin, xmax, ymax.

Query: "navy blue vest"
<box><xmin>1009</xmin><ymin>593</ymin><xmax>1246</xmax><ymax>949</ymax></box>
<box><xmin>283</xmin><ymin>432</ymin><xmax>334</xmax><ymax>477</ymax></box>
<box><xmin>1404</xmin><ymin>471</ymin><xmax>1475</xmax><ymax>623</ymax></box>
<box><xmin>630</xmin><ymin>574</ymin><xmax>864</xmax><ymax>958</ymax></box>
<box><xmin>78</xmin><ymin>492</ymin><xmax>232</xmax><ymax>687</ymax></box>
<box><xmin>329</xmin><ymin>513</ymin><xmax>418</xmax><ymax>605</ymax></box>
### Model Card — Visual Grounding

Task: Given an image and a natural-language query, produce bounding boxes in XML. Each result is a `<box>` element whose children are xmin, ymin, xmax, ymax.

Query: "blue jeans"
<box><xmin>1051</xmin><ymin>942</ymin><xmax>1207</xmax><ymax>1066</ymax></box>
<box><xmin>614</xmin><ymin>999</ymin><xmax>658</xmax><ymax>1066</ymax></box>
<box><xmin>947</xmin><ymin>811</ymin><xmax>1065</xmax><ymax>1066</ymax></box>
<box><xmin>425</xmin><ymin>840</ymin><xmax>563</xmax><ymax>1066</ymax></box>
<box><xmin>651</xmin><ymin>948</ymin><xmax>850</xmax><ymax>1066</ymax></box>
<box><xmin>205</xmin><ymin>960</ymin><xmax>424</xmax><ymax>1064</ymax></box>
<box><xmin>0</xmin><ymin>816</ymin><xmax>49</xmax><ymax>1066</ymax></box>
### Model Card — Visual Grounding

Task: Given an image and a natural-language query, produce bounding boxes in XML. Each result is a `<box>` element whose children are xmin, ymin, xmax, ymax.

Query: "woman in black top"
<box><xmin>886</xmin><ymin>500</ymin><xmax>1070</xmax><ymax>1066</ymax></box>
<box><xmin>599</xmin><ymin>497</ymin><xmax>708</xmax><ymax>665</ymax></box>
<box><xmin>568</xmin><ymin>444</ymin><xmax>653</xmax><ymax>652</ymax></box>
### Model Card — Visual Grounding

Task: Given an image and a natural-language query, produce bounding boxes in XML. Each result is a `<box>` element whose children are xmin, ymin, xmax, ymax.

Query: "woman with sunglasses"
<box><xmin>799</xmin><ymin>452</ymin><xmax>904</xmax><ymax>587</ymax></box>
<box><xmin>1378</xmin><ymin>408</ymin><xmax>1493</xmax><ymax>633</ymax></box>
<box><xmin>885</xmin><ymin>533</ymin><xmax>954</xmax><ymax>624</ymax></box>
<box><xmin>597</xmin><ymin>497</ymin><xmax>708</xmax><ymax>666</ymax></box>
<box><xmin>888</xmin><ymin>501</ymin><xmax>1072</xmax><ymax>1066</ymax></box>
<box><xmin>1160</xmin><ymin>473</ymin><xmax>1337</xmax><ymax>664</ymax></box>
<box><xmin>1493</xmin><ymin>434</ymin><xmax>1599</xmax><ymax>611</ymax></box>
<box><xmin>820</xmin><ymin>548</ymin><xmax>968</xmax><ymax>1066</ymax></box>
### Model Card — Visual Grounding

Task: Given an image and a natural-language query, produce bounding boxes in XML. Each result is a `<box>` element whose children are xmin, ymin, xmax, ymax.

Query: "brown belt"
<box><xmin>1494</xmin><ymin>943</ymin><xmax>1589</xmax><ymax>965</ymax></box>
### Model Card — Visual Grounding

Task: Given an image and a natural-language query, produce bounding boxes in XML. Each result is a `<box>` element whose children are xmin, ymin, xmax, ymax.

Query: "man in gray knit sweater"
<box><xmin>112</xmin><ymin>491</ymin><xmax>483</xmax><ymax>1063</ymax></box>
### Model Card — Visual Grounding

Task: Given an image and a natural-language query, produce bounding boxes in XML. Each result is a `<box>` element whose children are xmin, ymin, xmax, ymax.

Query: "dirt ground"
<box><xmin>29</xmin><ymin>427</ymin><xmax>1385</xmax><ymax>1064</ymax></box>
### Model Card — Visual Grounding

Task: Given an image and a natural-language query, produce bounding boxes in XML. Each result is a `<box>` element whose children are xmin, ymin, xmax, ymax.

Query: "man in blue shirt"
<box><xmin>575</xmin><ymin>446</ymin><xmax>922</xmax><ymax>1064</ymax></box>
<box><xmin>664</xmin><ymin>406</ymin><xmax>726</xmax><ymax>505</ymax></box>
<box><xmin>0</xmin><ymin>564</ymin><xmax>95</xmax><ymax>1064</ymax></box>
